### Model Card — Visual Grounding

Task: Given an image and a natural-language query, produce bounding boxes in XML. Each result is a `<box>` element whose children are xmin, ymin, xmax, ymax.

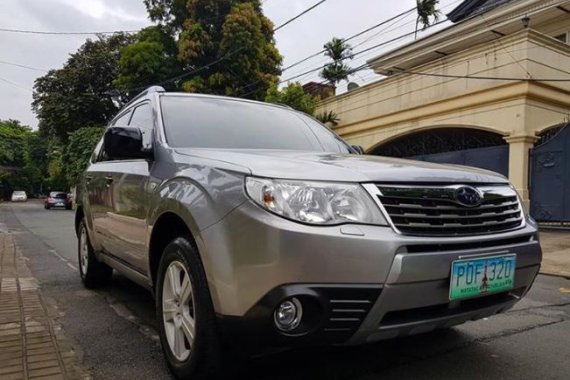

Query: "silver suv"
<box><xmin>76</xmin><ymin>86</ymin><xmax>542</xmax><ymax>378</ymax></box>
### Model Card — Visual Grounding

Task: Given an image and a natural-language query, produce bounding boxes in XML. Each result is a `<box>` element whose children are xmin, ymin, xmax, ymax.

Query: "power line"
<box><xmin>0</xmin><ymin>60</ymin><xmax>48</xmax><ymax>72</ymax></box>
<box><xmin>238</xmin><ymin>17</ymin><xmax>449</xmax><ymax>98</ymax></box>
<box><xmin>237</xmin><ymin>7</ymin><xmax>418</xmax><ymax>96</ymax></box>
<box><xmin>0</xmin><ymin>1</ymin><xmax>327</xmax><ymax>37</ymax></box>
<box><xmin>0</xmin><ymin>27</ymin><xmax>138</xmax><ymax>35</ymax></box>
<box><xmin>120</xmin><ymin>1</ymin><xmax>331</xmax><ymax>93</ymax></box>
<box><xmin>274</xmin><ymin>0</ymin><xmax>328</xmax><ymax>32</ymax></box>
<box><xmin>0</xmin><ymin>76</ymin><xmax>31</xmax><ymax>92</ymax></box>
<box><xmin>285</xmin><ymin>7</ymin><xmax>416</xmax><ymax>72</ymax></box>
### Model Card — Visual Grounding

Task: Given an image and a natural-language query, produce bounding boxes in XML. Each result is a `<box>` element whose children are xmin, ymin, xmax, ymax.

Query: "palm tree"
<box><xmin>323</xmin><ymin>37</ymin><xmax>353</xmax><ymax>61</ymax></box>
<box><xmin>320</xmin><ymin>37</ymin><xmax>354</xmax><ymax>85</ymax></box>
<box><xmin>415</xmin><ymin>0</ymin><xmax>442</xmax><ymax>39</ymax></box>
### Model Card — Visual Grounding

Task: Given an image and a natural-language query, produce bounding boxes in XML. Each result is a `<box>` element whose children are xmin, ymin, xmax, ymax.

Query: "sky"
<box><xmin>0</xmin><ymin>0</ymin><xmax>462</xmax><ymax>129</ymax></box>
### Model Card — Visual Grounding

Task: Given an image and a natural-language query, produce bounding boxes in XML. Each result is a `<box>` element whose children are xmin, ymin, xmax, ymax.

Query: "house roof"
<box><xmin>447</xmin><ymin>0</ymin><xmax>514</xmax><ymax>23</ymax></box>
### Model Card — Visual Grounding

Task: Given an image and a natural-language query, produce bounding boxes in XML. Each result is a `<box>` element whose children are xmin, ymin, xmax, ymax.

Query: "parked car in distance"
<box><xmin>11</xmin><ymin>191</ymin><xmax>27</xmax><ymax>202</ymax></box>
<box><xmin>76</xmin><ymin>86</ymin><xmax>542</xmax><ymax>379</ymax></box>
<box><xmin>45</xmin><ymin>191</ymin><xmax>72</xmax><ymax>210</ymax></box>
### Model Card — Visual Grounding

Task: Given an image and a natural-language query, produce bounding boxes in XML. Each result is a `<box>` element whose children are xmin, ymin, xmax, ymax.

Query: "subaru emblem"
<box><xmin>454</xmin><ymin>186</ymin><xmax>483</xmax><ymax>207</ymax></box>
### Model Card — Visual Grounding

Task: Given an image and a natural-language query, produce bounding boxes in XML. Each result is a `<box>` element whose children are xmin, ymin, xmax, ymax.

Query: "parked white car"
<box><xmin>11</xmin><ymin>191</ymin><xmax>28</xmax><ymax>202</ymax></box>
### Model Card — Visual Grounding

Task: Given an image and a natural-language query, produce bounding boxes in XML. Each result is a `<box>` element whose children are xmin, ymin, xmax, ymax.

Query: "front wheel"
<box><xmin>156</xmin><ymin>237</ymin><xmax>223</xmax><ymax>379</ymax></box>
<box><xmin>77</xmin><ymin>220</ymin><xmax>112</xmax><ymax>288</ymax></box>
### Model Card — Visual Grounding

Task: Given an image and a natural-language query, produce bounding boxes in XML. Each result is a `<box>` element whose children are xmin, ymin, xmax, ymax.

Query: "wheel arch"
<box><xmin>74</xmin><ymin>206</ymin><xmax>84</xmax><ymax>237</ymax></box>
<box><xmin>147</xmin><ymin>203</ymin><xmax>218</xmax><ymax>306</ymax></box>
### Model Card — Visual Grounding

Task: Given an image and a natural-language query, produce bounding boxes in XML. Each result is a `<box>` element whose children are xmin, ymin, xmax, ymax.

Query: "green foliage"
<box><xmin>315</xmin><ymin>110</ymin><xmax>340</xmax><ymax>126</ymax></box>
<box><xmin>32</xmin><ymin>33</ymin><xmax>135</xmax><ymax>142</ymax></box>
<box><xmin>62</xmin><ymin>127</ymin><xmax>104</xmax><ymax>186</ymax></box>
<box><xmin>324</xmin><ymin>37</ymin><xmax>354</xmax><ymax>61</ymax></box>
<box><xmin>145</xmin><ymin>0</ymin><xmax>282</xmax><ymax>100</ymax></box>
<box><xmin>265</xmin><ymin>82</ymin><xmax>318</xmax><ymax>115</ymax></box>
<box><xmin>143</xmin><ymin>0</ymin><xmax>189</xmax><ymax>32</ymax></box>
<box><xmin>23</xmin><ymin>133</ymin><xmax>49</xmax><ymax>193</ymax></box>
<box><xmin>0</xmin><ymin>120</ymin><xmax>50</xmax><ymax>198</ymax></box>
<box><xmin>415</xmin><ymin>0</ymin><xmax>441</xmax><ymax>38</ymax></box>
<box><xmin>114</xmin><ymin>26</ymin><xmax>183</xmax><ymax>97</ymax></box>
<box><xmin>320</xmin><ymin>37</ymin><xmax>353</xmax><ymax>85</ymax></box>
<box><xmin>0</xmin><ymin>119</ymin><xmax>30</xmax><ymax>167</ymax></box>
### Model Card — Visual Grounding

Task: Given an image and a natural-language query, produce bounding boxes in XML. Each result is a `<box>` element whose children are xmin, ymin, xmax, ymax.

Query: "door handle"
<box><xmin>104</xmin><ymin>176</ymin><xmax>114</xmax><ymax>187</ymax></box>
<box><xmin>85</xmin><ymin>175</ymin><xmax>93</xmax><ymax>184</ymax></box>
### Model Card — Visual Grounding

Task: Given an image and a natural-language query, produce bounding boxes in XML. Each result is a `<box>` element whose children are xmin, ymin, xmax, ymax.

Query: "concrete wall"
<box><xmin>316</xmin><ymin>28</ymin><xmax>570</xmax><ymax>204</ymax></box>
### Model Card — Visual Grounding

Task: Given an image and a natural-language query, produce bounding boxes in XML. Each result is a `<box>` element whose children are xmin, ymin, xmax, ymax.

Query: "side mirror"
<box><xmin>103</xmin><ymin>126</ymin><xmax>152</xmax><ymax>160</ymax></box>
<box><xmin>351</xmin><ymin>145</ymin><xmax>365</xmax><ymax>155</ymax></box>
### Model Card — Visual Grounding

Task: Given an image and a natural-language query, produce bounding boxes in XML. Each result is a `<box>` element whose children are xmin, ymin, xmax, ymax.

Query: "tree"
<box><xmin>32</xmin><ymin>33</ymin><xmax>135</xmax><ymax>142</ymax></box>
<box><xmin>0</xmin><ymin>119</ymin><xmax>29</xmax><ymax>168</ymax></box>
<box><xmin>265</xmin><ymin>82</ymin><xmax>318</xmax><ymax>115</ymax></box>
<box><xmin>0</xmin><ymin>120</ymin><xmax>49</xmax><ymax>198</ymax></box>
<box><xmin>320</xmin><ymin>37</ymin><xmax>354</xmax><ymax>85</ymax></box>
<box><xmin>114</xmin><ymin>26</ymin><xmax>183</xmax><ymax>97</ymax></box>
<box><xmin>415</xmin><ymin>0</ymin><xmax>442</xmax><ymax>39</ymax></box>
<box><xmin>144</xmin><ymin>0</ymin><xmax>282</xmax><ymax>100</ymax></box>
<box><xmin>62</xmin><ymin>127</ymin><xmax>104</xmax><ymax>187</ymax></box>
<box><xmin>23</xmin><ymin>133</ymin><xmax>49</xmax><ymax>194</ymax></box>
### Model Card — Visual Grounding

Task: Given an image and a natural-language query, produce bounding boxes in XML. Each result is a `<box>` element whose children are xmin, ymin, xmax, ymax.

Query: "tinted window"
<box><xmin>129</xmin><ymin>103</ymin><xmax>154</xmax><ymax>150</ymax></box>
<box><xmin>160</xmin><ymin>96</ymin><xmax>351</xmax><ymax>152</ymax></box>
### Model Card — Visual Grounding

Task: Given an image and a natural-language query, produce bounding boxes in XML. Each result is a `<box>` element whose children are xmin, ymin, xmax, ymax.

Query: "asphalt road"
<box><xmin>3</xmin><ymin>200</ymin><xmax>570</xmax><ymax>380</ymax></box>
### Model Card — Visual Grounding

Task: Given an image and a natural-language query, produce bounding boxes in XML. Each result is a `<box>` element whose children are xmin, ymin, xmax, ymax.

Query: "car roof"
<box><xmin>158</xmin><ymin>92</ymin><xmax>293</xmax><ymax>111</ymax></box>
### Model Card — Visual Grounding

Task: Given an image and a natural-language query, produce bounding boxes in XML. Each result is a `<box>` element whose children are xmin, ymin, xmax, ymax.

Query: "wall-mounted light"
<box><xmin>521</xmin><ymin>15</ymin><xmax>530</xmax><ymax>28</ymax></box>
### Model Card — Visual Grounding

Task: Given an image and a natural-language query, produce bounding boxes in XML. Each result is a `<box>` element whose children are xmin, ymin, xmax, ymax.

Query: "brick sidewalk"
<box><xmin>0</xmin><ymin>224</ymin><xmax>89</xmax><ymax>380</ymax></box>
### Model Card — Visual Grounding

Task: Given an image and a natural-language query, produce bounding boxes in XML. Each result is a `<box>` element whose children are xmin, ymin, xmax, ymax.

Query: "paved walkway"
<box><xmin>540</xmin><ymin>231</ymin><xmax>570</xmax><ymax>279</ymax></box>
<box><xmin>0</xmin><ymin>222</ymin><xmax>89</xmax><ymax>380</ymax></box>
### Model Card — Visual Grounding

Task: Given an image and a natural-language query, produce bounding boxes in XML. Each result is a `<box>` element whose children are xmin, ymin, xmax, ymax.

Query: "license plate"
<box><xmin>56</xmin><ymin>202</ymin><xmax>64</xmax><ymax>206</ymax></box>
<box><xmin>449</xmin><ymin>254</ymin><xmax>516</xmax><ymax>300</ymax></box>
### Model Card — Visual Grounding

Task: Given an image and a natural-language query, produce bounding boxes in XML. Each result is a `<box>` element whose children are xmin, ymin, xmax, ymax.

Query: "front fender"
<box><xmin>147</xmin><ymin>169</ymin><xmax>247</xmax><ymax>309</ymax></box>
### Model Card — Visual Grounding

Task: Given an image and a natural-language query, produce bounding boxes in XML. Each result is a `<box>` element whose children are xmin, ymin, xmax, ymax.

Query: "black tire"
<box><xmin>45</xmin><ymin>205</ymin><xmax>50</xmax><ymax>210</ymax></box>
<box><xmin>156</xmin><ymin>237</ymin><xmax>224</xmax><ymax>379</ymax></box>
<box><xmin>77</xmin><ymin>219</ymin><xmax>113</xmax><ymax>288</ymax></box>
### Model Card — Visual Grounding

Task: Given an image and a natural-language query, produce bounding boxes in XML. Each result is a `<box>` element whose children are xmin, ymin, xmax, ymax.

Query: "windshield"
<box><xmin>14</xmin><ymin>191</ymin><xmax>26</xmax><ymax>196</ymax></box>
<box><xmin>51</xmin><ymin>192</ymin><xmax>67</xmax><ymax>199</ymax></box>
<box><xmin>160</xmin><ymin>96</ymin><xmax>351</xmax><ymax>152</ymax></box>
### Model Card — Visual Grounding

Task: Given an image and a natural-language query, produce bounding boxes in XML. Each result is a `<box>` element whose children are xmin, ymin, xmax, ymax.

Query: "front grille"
<box><xmin>377</xmin><ymin>184</ymin><xmax>524</xmax><ymax>236</ymax></box>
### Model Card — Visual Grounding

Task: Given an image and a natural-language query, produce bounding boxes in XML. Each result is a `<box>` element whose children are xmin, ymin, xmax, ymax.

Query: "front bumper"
<box><xmin>201</xmin><ymin>201</ymin><xmax>542</xmax><ymax>346</ymax></box>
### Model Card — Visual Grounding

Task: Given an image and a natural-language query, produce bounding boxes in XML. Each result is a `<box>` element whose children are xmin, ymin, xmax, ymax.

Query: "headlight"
<box><xmin>245</xmin><ymin>177</ymin><xmax>388</xmax><ymax>226</ymax></box>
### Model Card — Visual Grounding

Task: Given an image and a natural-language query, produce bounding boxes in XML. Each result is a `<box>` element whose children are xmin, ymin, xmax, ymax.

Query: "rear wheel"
<box><xmin>156</xmin><ymin>237</ymin><xmax>223</xmax><ymax>379</ymax></box>
<box><xmin>77</xmin><ymin>220</ymin><xmax>112</xmax><ymax>288</ymax></box>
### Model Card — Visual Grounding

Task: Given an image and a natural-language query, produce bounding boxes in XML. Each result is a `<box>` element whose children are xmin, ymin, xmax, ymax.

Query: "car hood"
<box><xmin>174</xmin><ymin>149</ymin><xmax>509</xmax><ymax>184</ymax></box>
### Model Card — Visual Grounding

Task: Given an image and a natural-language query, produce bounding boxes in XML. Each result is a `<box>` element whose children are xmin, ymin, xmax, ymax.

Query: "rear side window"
<box><xmin>129</xmin><ymin>103</ymin><xmax>154</xmax><ymax>150</ymax></box>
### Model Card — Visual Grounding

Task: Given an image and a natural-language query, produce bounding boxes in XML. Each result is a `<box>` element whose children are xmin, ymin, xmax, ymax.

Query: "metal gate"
<box><xmin>530</xmin><ymin>126</ymin><xmax>570</xmax><ymax>222</ymax></box>
<box><xmin>412</xmin><ymin>145</ymin><xmax>509</xmax><ymax>177</ymax></box>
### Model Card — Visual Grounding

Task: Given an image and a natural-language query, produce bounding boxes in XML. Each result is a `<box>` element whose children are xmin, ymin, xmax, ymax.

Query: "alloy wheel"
<box><xmin>162</xmin><ymin>260</ymin><xmax>196</xmax><ymax>362</ymax></box>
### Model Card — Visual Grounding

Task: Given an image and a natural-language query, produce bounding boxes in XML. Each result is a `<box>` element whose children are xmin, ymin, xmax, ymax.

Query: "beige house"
<box><xmin>317</xmin><ymin>0</ymin><xmax>570</xmax><ymax>212</ymax></box>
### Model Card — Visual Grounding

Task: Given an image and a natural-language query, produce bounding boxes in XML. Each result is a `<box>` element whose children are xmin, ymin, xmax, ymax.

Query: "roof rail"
<box><xmin>124</xmin><ymin>85</ymin><xmax>165</xmax><ymax>108</ymax></box>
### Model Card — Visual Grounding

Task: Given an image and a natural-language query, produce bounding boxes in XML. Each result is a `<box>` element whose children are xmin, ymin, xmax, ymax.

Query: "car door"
<box><xmin>101</xmin><ymin>102</ymin><xmax>155</xmax><ymax>274</ymax></box>
<box><xmin>87</xmin><ymin>110</ymin><xmax>132</xmax><ymax>253</ymax></box>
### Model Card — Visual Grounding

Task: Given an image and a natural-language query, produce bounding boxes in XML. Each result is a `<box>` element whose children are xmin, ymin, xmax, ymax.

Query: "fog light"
<box><xmin>274</xmin><ymin>297</ymin><xmax>303</xmax><ymax>332</ymax></box>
